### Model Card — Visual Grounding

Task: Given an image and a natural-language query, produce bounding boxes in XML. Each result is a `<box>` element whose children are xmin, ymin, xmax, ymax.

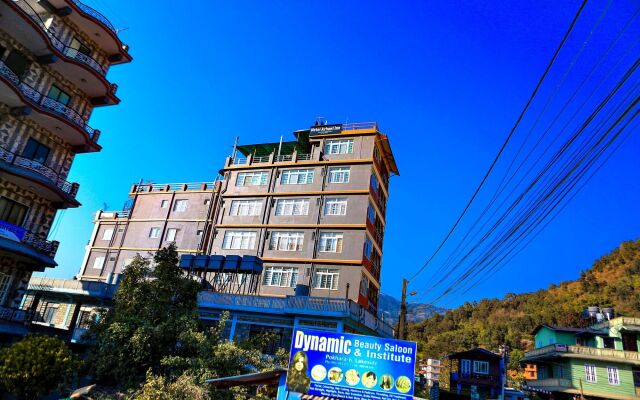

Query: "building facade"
<box><xmin>448</xmin><ymin>348</ymin><xmax>503</xmax><ymax>399</ymax></box>
<box><xmin>522</xmin><ymin>317</ymin><xmax>640</xmax><ymax>400</ymax></box>
<box><xmin>23</xmin><ymin>122</ymin><xmax>398</xmax><ymax>342</ymax></box>
<box><xmin>0</xmin><ymin>0</ymin><xmax>130</xmax><ymax>336</ymax></box>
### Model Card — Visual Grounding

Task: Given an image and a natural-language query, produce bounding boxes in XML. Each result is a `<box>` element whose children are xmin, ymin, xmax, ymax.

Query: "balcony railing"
<box><xmin>525</xmin><ymin>378</ymin><xmax>573</xmax><ymax>389</ymax></box>
<box><xmin>0</xmin><ymin>306</ymin><xmax>34</xmax><ymax>323</ymax></box>
<box><xmin>342</xmin><ymin>122</ymin><xmax>377</xmax><ymax>131</ymax></box>
<box><xmin>11</xmin><ymin>0</ymin><xmax>106</xmax><ymax>76</ymax></box>
<box><xmin>297</xmin><ymin>153</ymin><xmax>312</xmax><ymax>161</ymax></box>
<box><xmin>131</xmin><ymin>182</ymin><xmax>217</xmax><ymax>193</ymax></box>
<box><xmin>198</xmin><ymin>291</ymin><xmax>394</xmax><ymax>337</ymax></box>
<box><xmin>525</xmin><ymin>344</ymin><xmax>640</xmax><ymax>362</ymax></box>
<box><xmin>276</xmin><ymin>154</ymin><xmax>293</xmax><ymax>162</ymax></box>
<box><xmin>22</xmin><ymin>231</ymin><xmax>59</xmax><ymax>258</ymax></box>
<box><xmin>592</xmin><ymin>316</ymin><xmax>640</xmax><ymax>330</ymax></box>
<box><xmin>28</xmin><ymin>277</ymin><xmax>118</xmax><ymax>298</ymax></box>
<box><xmin>252</xmin><ymin>155</ymin><xmax>270</xmax><ymax>163</ymax></box>
<box><xmin>0</xmin><ymin>62</ymin><xmax>99</xmax><ymax>142</ymax></box>
<box><xmin>0</xmin><ymin>145</ymin><xmax>79</xmax><ymax>198</ymax></box>
<box><xmin>72</xmin><ymin>0</ymin><xmax>117</xmax><ymax>34</ymax></box>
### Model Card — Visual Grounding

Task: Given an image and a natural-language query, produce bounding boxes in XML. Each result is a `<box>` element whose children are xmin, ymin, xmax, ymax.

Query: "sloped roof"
<box><xmin>447</xmin><ymin>347</ymin><xmax>501</xmax><ymax>360</ymax></box>
<box><xmin>531</xmin><ymin>324</ymin><xmax>586</xmax><ymax>335</ymax></box>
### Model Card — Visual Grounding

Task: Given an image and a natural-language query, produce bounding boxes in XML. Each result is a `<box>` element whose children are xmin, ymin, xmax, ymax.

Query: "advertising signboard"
<box><xmin>0</xmin><ymin>221</ymin><xmax>26</xmax><ymax>242</ymax></box>
<box><xmin>286</xmin><ymin>329</ymin><xmax>417</xmax><ymax>400</ymax></box>
<box><xmin>309</xmin><ymin>124</ymin><xmax>342</xmax><ymax>136</ymax></box>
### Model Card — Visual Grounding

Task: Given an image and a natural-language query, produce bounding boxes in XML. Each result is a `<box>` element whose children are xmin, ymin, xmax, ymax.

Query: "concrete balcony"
<box><xmin>0</xmin><ymin>222</ymin><xmax>58</xmax><ymax>269</ymax></box>
<box><xmin>227</xmin><ymin>148</ymin><xmax>323</xmax><ymax>169</ymax></box>
<box><xmin>0</xmin><ymin>61</ymin><xmax>100</xmax><ymax>152</ymax></box>
<box><xmin>524</xmin><ymin>343</ymin><xmax>640</xmax><ymax>365</ymax></box>
<box><xmin>0</xmin><ymin>145</ymin><xmax>80</xmax><ymax>206</ymax></box>
<box><xmin>198</xmin><ymin>291</ymin><xmax>394</xmax><ymax>338</ymax></box>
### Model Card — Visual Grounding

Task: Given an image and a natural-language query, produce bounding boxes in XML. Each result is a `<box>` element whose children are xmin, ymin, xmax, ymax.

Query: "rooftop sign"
<box><xmin>309</xmin><ymin>124</ymin><xmax>342</xmax><ymax>136</ymax></box>
<box><xmin>286</xmin><ymin>328</ymin><xmax>416</xmax><ymax>400</ymax></box>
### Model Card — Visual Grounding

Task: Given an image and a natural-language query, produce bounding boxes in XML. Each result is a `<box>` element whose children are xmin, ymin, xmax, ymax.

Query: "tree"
<box><xmin>0</xmin><ymin>334</ymin><xmax>79</xmax><ymax>400</ymax></box>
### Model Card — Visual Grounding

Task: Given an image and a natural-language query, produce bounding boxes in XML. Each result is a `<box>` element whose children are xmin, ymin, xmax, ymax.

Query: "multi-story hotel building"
<box><xmin>0</xmin><ymin>0</ymin><xmax>130</xmax><ymax>335</ymax></box>
<box><xmin>24</xmin><ymin>122</ymin><xmax>398</xmax><ymax>342</ymax></box>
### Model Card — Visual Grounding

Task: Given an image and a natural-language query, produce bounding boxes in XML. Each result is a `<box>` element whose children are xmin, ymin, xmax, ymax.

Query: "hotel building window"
<box><xmin>275</xmin><ymin>199</ymin><xmax>309</xmax><ymax>216</ymax></box>
<box><xmin>47</xmin><ymin>84</ymin><xmax>71</xmax><ymax>106</ymax></box>
<box><xmin>328</xmin><ymin>167</ymin><xmax>350</xmax><ymax>183</ymax></box>
<box><xmin>92</xmin><ymin>256</ymin><xmax>105</xmax><ymax>269</ymax></box>
<box><xmin>149</xmin><ymin>227</ymin><xmax>161</xmax><ymax>238</ymax></box>
<box><xmin>223</xmin><ymin>231</ymin><xmax>256</xmax><ymax>250</ymax></box>
<box><xmin>585</xmin><ymin>364</ymin><xmax>597</xmax><ymax>383</ymax></box>
<box><xmin>230</xmin><ymin>200</ymin><xmax>262</xmax><ymax>216</ymax></box>
<box><xmin>166</xmin><ymin>228</ymin><xmax>179</xmax><ymax>242</ymax></box>
<box><xmin>324</xmin><ymin>198</ymin><xmax>347</xmax><ymax>216</ymax></box>
<box><xmin>324</xmin><ymin>139</ymin><xmax>353</xmax><ymax>155</ymax></box>
<box><xmin>173</xmin><ymin>199</ymin><xmax>188</xmax><ymax>212</ymax></box>
<box><xmin>22</xmin><ymin>138</ymin><xmax>50</xmax><ymax>164</ymax></box>
<box><xmin>319</xmin><ymin>232</ymin><xmax>343</xmax><ymax>253</ymax></box>
<box><xmin>281</xmin><ymin>169</ymin><xmax>313</xmax><ymax>185</ymax></box>
<box><xmin>0</xmin><ymin>197</ymin><xmax>28</xmax><ymax>226</ymax></box>
<box><xmin>236</xmin><ymin>172</ymin><xmax>268</xmax><ymax>186</ymax></box>
<box><xmin>313</xmin><ymin>268</ymin><xmax>339</xmax><ymax>290</ymax></box>
<box><xmin>269</xmin><ymin>232</ymin><xmax>304</xmax><ymax>251</ymax></box>
<box><xmin>263</xmin><ymin>266</ymin><xmax>298</xmax><ymax>288</ymax></box>
<box><xmin>102</xmin><ymin>229</ymin><xmax>113</xmax><ymax>241</ymax></box>
<box><xmin>161</xmin><ymin>200</ymin><xmax>169</xmax><ymax>208</ymax></box>
<box><xmin>363</xmin><ymin>237</ymin><xmax>373</xmax><ymax>259</ymax></box>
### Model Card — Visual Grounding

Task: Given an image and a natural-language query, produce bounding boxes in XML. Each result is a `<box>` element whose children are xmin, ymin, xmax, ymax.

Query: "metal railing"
<box><xmin>28</xmin><ymin>277</ymin><xmax>118</xmax><ymax>297</ymax></box>
<box><xmin>276</xmin><ymin>154</ymin><xmax>293</xmax><ymax>162</ymax></box>
<box><xmin>0</xmin><ymin>145</ymin><xmax>79</xmax><ymax>198</ymax></box>
<box><xmin>0</xmin><ymin>306</ymin><xmax>34</xmax><ymax>323</ymax></box>
<box><xmin>72</xmin><ymin>0</ymin><xmax>117</xmax><ymax>34</ymax></box>
<box><xmin>21</xmin><ymin>231</ymin><xmax>59</xmax><ymax>257</ymax></box>
<box><xmin>342</xmin><ymin>122</ymin><xmax>377</xmax><ymax>131</ymax></box>
<box><xmin>297</xmin><ymin>153</ymin><xmax>311</xmax><ymax>161</ymax></box>
<box><xmin>0</xmin><ymin>61</ymin><xmax>99</xmax><ymax>141</ymax></box>
<box><xmin>233</xmin><ymin>157</ymin><xmax>248</xmax><ymax>165</ymax></box>
<box><xmin>252</xmin><ymin>155</ymin><xmax>270</xmax><ymax>163</ymax></box>
<box><xmin>525</xmin><ymin>344</ymin><xmax>640</xmax><ymax>362</ymax></box>
<box><xmin>525</xmin><ymin>378</ymin><xmax>572</xmax><ymax>389</ymax></box>
<box><xmin>132</xmin><ymin>182</ymin><xmax>217</xmax><ymax>193</ymax></box>
<box><xmin>198</xmin><ymin>291</ymin><xmax>394</xmax><ymax>337</ymax></box>
<box><xmin>11</xmin><ymin>0</ymin><xmax>106</xmax><ymax>76</ymax></box>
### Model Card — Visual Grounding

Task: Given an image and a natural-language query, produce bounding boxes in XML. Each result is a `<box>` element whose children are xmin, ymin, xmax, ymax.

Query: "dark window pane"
<box><xmin>0</xmin><ymin>197</ymin><xmax>29</xmax><ymax>226</ymax></box>
<box><xmin>47</xmin><ymin>85</ymin><xmax>71</xmax><ymax>105</ymax></box>
<box><xmin>5</xmin><ymin>50</ymin><xmax>30</xmax><ymax>78</ymax></box>
<box><xmin>22</xmin><ymin>138</ymin><xmax>50</xmax><ymax>164</ymax></box>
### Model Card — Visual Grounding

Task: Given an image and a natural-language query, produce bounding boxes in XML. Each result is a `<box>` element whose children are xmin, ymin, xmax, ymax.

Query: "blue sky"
<box><xmin>41</xmin><ymin>0</ymin><xmax>640</xmax><ymax>307</ymax></box>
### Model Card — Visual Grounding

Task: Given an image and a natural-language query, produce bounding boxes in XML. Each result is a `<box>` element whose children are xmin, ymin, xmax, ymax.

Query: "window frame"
<box><xmin>173</xmin><ymin>199</ymin><xmax>188</xmax><ymax>212</ymax></box>
<box><xmin>166</xmin><ymin>228</ymin><xmax>179</xmax><ymax>242</ymax></box>
<box><xmin>0</xmin><ymin>272</ymin><xmax>14</xmax><ymax>306</ymax></box>
<box><xmin>92</xmin><ymin>256</ymin><xmax>105</xmax><ymax>270</ymax></box>
<box><xmin>275</xmin><ymin>198</ymin><xmax>310</xmax><ymax>216</ymax></box>
<box><xmin>0</xmin><ymin>196</ymin><xmax>29</xmax><ymax>226</ymax></box>
<box><xmin>101</xmin><ymin>228</ymin><xmax>113</xmax><ymax>241</ymax></box>
<box><xmin>269</xmin><ymin>231</ymin><xmax>304</xmax><ymax>252</ymax></box>
<box><xmin>160</xmin><ymin>200</ymin><xmax>169</xmax><ymax>208</ymax></box>
<box><xmin>149</xmin><ymin>227</ymin><xmax>161</xmax><ymax>238</ymax></box>
<box><xmin>606</xmin><ymin>366</ymin><xmax>619</xmax><ymax>385</ymax></box>
<box><xmin>230</xmin><ymin>200</ymin><xmax>262</xmax><ymax>216</ymax></box>
<box><xmin>236</xmin><ymin>171</ymin><xmax>269</xmax><ymax>186</ymax></box>
<box><xmin>328</xmin><ymin>167</ymin><xmax>350</xmax><ymax>183</ymax></box>
<box><xmin>222</xmin><ymin>231</ymin><xmax>257</xmax><ymax>250</ymax></box>
<box><xmin>263</xmin><ymin>266</ymin><xmax>298</xmax><ymax>288</ymax></box>
<box><xmin>281</xmin><ymin>169</ymin><xmax>314</xmax><ymax>185</ymax></box>
<box><xmin>313</xmin><ymin>268</ymin><xmax>339</xmax><ymax>290</ymax></box>
<box><xmin>318</xmin><ymin>232</ymin><xmax>344</xmax><ymax>253</ymax></box>
<box><xmin>47</xmin><ymin>84</ymin><xmax>71</xmax><ymax>106</ymax></box>
<box><xmin>324</xmin><ymin>139</ymin><xmax>354</xmax><ymax>155</ymax></box>
<box><xmin>324</xmin><ymin>197</ymin><xmax>347</xmax><ymax>216</ymax></box>
<box><xmin>473</xmin><ymin>360</ymin><xmax>489</xmax><ymax>375</ymax></box>
<box><xmin>22</xmin><ymin>138</ymin><xmax>51</xmax><ymax>164</ymax></box>
<box><xmin>585</xmin><ymin>364</ymin><xmax>597</xmax><ymax>383</ymax></box>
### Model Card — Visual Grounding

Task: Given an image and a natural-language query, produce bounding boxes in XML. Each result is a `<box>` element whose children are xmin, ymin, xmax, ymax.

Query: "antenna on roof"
<box><xmin>231</xmin><ymin>136</ymin><xmax>238</xmax><ymax>159</ymax></box>
<box><xmin>315</xmin><ymin>116</ymin><xmax>327</xmax><ymax>126</ymax></box>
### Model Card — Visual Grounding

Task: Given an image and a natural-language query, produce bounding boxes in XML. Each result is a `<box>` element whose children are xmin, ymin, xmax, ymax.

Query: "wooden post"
<box><xmin>398</xmin><ymin>278</ymin><xmax>408</xmax><ymax>340</ymax></box>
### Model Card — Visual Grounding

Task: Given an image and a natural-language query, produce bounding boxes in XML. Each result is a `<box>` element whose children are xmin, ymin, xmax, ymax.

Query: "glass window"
<box><xmin>166</xmin><ymin>228</ymin><xmax>178</xmax><ymax>242</ymax></box>
<box><xmin>42</xmin><ymin>304</ymin><xmax>58</xmax><ymax>324</ymax></box>
<box><xmin>69</xmin><ymin>37</ymin><xmax>92</xmax><ymax>56</ymax></box>
<box><xmin>318</xmin><ymin>232</ymin><xmax>343</xmax><ymax>253</ymax></box>
<box><xmin>275</xmin><ymin>199</ymin><xmax>309</xmax><ymax>216</ymax></box>
<box><xmin>324</xmin><ymin>139</ymin><xmax>354</xmax><ymax>155</ymax></box>
<box><xmin>585</xmin><ymin>364</ymin><xmax>597</xmax><ymax>383</ymax></box>
<box><xmin>161</xmin><ymin>200</ymin><xmax>169</xmax><ymax>208</ymax></box>
<box><xmin>607</xmin><ymin>366</ymin><xmax>619</xmax><ymax>385</ymax></box>
<box><xmin>363</xmin><ymin>237</ymin><xmax>373</xmax><ymax>259</ymax></box>
<box><xmin>269</xmin><ymin>232</ymin><xmax>304</xmax><ymax>251</ymax></box>
<box><xmin>149</xmin><ymin>227</ymin><xmax>161</xmax><ymax>238</ymax></box>
<box><xmin>367</xmin><ymin>202</ymin><xmax>376</xmax><ymax>224</ymax></box>
<box><xmin>0</xmin><ymin>272</ymin><xmax>13</xmax><ymax>306</ymax></box>
<box><xmin>370</xmin><ymin>173</ymin><xmax>379</xmax><ymax>192</ymax></box>
<box><xmin>473</xmin><ymin>361</ymin><xmax>489</xmax><ymax>375</ymax></box>
<box><xmin>281</xmin><ymin>169</ymin><xmax>314</xmax><ymax>185</ymax></box>
<box><xmin>92</xmin><ymin>256</ymin><xmax>105</xmax><ymax>270</ymax></box>
<box><xmin>236</xmin><ymin>172</ymin><xmax>268</xmax><ymax>186</ymax></box>
<box><xmin>47</xmin><ymin>84</ymin><xmax>71</xmax><ymax>106</ymax></box>
<box><xmin>324</xmin><ymin>198</ymin><xmax>347</xmax><ymax>215</ymax></box>
<box><xmin>5</xmin><ymin>49</ymin><xmax>30</xmax><ymax>78</ymax></box>
<box><xmin>101</xmin><ymin>229</ymin><xmax>113</xmax><ymax>241</ymax></box>
<box><xmin>230</xmin><ymin>200</ymin><xmax>262</xmax><ymax>216</ymax></box>
<box><xmin>222</xmin><ymin>231</ymin><xmax>256</xmax><ymax>250</ymax></box>
<box><xmin>313</xmin><ymin>268</ymin><xmax>339</xmax><ymax>290</ymax></box>
<box><xmin>328</xmin><ymin>167</ymin><xmax>350</xmax><ymax>183</ymax></box>
<box><xmin>263</xmin><ymin>266</ymin><xmax>298</xmax><ymax>288</ymax></box>
<box><xmin>0</xmin><ymin>197</ymin><xmax>29</xmax><ymax>226</ymax></box>
<box><xmin>359</xmin><ymin>274</ymin><xmax>369</xmax><ymax>296</ymax></box>
<box><xmin>173</xmin><ymin>199</ymin><xmax>188</xmax><ymax>212</ymax></box>
<box><xmin>22</xmin><ymin>138</ymin><xmax>50</xmax><ymax>164</ymax></box>
<box><xmin>461</xmin><ymin>359</ymin><xmax>471</xmax><ymax>376</ymax></box>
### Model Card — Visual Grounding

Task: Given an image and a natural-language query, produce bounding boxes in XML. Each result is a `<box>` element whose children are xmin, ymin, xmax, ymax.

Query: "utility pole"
<box><xmin>499</xmin><ymin>344</ymin><xmax>509</xmax><ymax>400</ymax></box>
<box><xmin>398</xmin><ymin>278</ymin><xmax>408</xmax><ymax>340</ymax></box>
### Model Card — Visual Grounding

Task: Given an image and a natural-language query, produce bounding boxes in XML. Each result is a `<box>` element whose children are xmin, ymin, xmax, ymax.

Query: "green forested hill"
<box><xmin>408</xmin><ymin>239</ymin><xmax>640</xmax><ymax>369</ymax></box>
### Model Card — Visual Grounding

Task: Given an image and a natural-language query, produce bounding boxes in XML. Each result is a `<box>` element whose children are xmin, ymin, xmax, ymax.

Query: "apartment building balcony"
<box><xmin>130</xmin><ymin>181</ymin><xmax>219</xmax><ymax>194</ymax></box>
<box><xmin>28</xmin><ymin>276</ymin><xmax>118</xmax><ymax>299</ymax></box>
<box><xmin>198</xmin><ymin>291</ymin><xmax>394</xmax><ymax>338</ymax></box>
<box><xmin>0</xmin><ymin>222</ymin><xmax>58</xmax><ymax>269</ymax></box>
<box><xmin>227</xmin><ymin>149</ymin><xmax>323</xmax><ymax>169</ymax></box>
<box><xmin>0</xmin><ymin>144</ymin><xmax>80</xmax><ymax>207</ymax></box>
<box><xmin>0</xmin><ymin>61</ymin><xmax>100</xmax><ymax>152</ymax></box>
<box><xmin>0</xmin><ymin>306</ymin><xmax>34</xmax><ymax>335</ymax></box>
<box><xmin>47</xmin><ymin>0</ymin><xmax>132</xmax><ymax>65</ymax></box>
<box><xmin>524</xmin><ymin>378</ymin><xmax>573</xmax><ymax>391</ymax></box>
<box><xmin>523</xmin><ymin>343</ymin><xmax>640</xmax><ymax>365</ymax></box>
<box><xmin>1</xmin><ymin>0</ymin><xmax>120</xmax><ymax>103</ymax></box>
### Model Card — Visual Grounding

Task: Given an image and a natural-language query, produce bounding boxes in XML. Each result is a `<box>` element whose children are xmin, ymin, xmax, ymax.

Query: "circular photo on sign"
<box><xmin>380</xmin><ymin>374</ymin><xmax>394</xmax><ymax>390</ymax></box>
<box><xmin>395</xmin><ymin>375</ymin><xmax>412</xmax><ymax>393</ymax></box>
<box><xmin>311</xmin><ymin>364</ymin><xmax>327</xmax><ymax>381</ymax></box>
<box><xmin>328</xmin><ymin>367</ymin><xmax>344</xmax><ymax>384</ymax></box>
<box><xmin>362</xmin><ymin>371</ymin><xmax>377</xmax><ymax>388</ymax></box>
<box><xmin>345</xmin><ymin>369</ymin><xmax>360</xmax><ymax>386</ymax></box>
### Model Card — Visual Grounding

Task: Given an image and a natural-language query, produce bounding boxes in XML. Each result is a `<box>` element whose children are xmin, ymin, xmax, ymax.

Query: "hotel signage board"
<box><xmin>0</xmin><ymin>221</ymin><xmax>26</xmax><ymax>242</ymax></box>
<box><xmin>309</xmin><ymin>124</ymin><xmax>342</xmax><ymax>136</ymax></box>
<box><xmin>286</xmin><ymin>328</ymin><xmax>417</xmax><ymax>400</ymax></box>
